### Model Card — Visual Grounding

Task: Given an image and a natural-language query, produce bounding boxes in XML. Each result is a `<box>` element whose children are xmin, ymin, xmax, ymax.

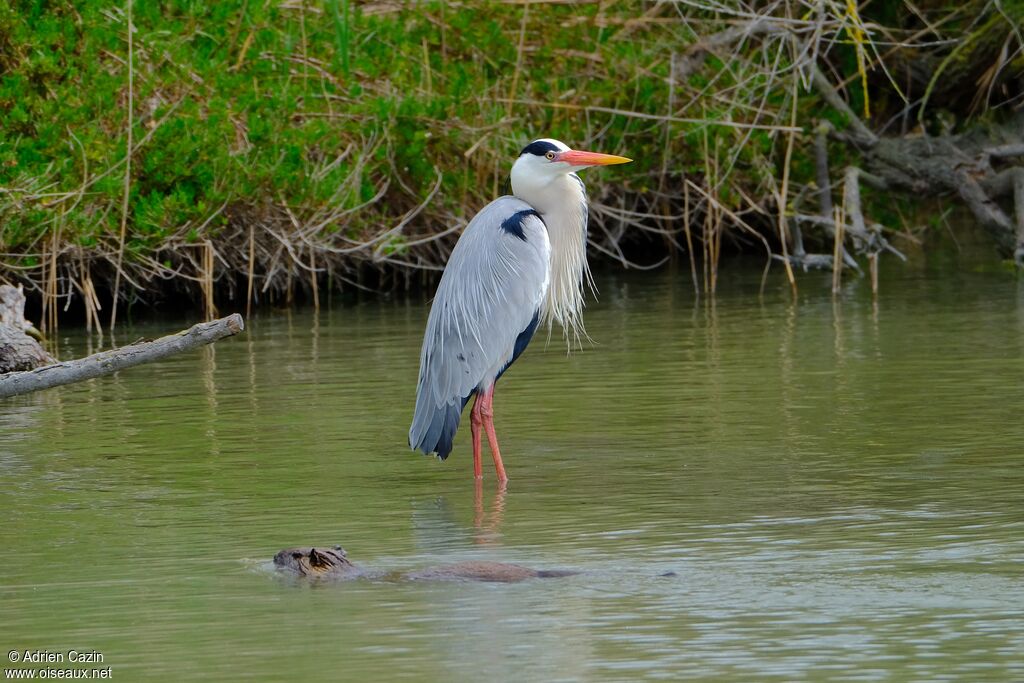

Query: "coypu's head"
<box><xmin>273</xmin><ymin>545</ymin><xmax>356</xmax><ymax>578</ymax></box>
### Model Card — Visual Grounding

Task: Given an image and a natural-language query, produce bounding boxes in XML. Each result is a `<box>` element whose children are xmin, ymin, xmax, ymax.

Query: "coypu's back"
<box><xmin>403</xmin><ymin>561</ymin><xmax>578</xmax><ymax>583</ymax></box>
<box><xmin>273</xmin><ymin>546</ymin><xmax>577</xmax><ymax>583</ymax></box>
<box><xmin>274</xmin><ymin>546</ymin><xmax>357</xmax><ymax>578</ymax></box>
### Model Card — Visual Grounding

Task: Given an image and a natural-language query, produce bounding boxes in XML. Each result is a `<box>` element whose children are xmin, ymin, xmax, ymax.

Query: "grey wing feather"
<box><xmin>409</xmin><ymin>196</ymin><xmax>549</xmax><ymax>459</ymax></box>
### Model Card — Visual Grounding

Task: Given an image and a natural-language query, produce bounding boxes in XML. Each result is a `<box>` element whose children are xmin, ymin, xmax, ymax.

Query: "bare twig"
<box><xmin>110</xmin><ymin>0</ymin><xmax>134</xmax><ymax>331</ymax></box>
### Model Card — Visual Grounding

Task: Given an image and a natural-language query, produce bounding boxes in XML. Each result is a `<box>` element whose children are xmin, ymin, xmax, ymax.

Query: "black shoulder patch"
<box><xmin>519</xmin><ymin>140</ymin><xmax>561</xmax><ymax>157</ymax></box>
<box><xmin>500</xmin><ymin>209</ymin><xmax>543</xmax><ymax>241</ymax></box>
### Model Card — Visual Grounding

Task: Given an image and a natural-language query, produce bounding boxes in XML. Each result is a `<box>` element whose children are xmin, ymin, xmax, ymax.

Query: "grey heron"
<box><xmin>409</xmin><ymin>138</ymin><xmax>631</xmax><ymax>482</ymax></box>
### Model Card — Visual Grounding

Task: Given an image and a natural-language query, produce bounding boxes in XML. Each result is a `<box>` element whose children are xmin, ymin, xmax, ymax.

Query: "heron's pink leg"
<box><xmin>470</xmin><ymin>394</ymin><xmax>484</xmax><ymax>479</ymax></box>
<box><xmin>479</xmin><ymin>386</ymin><xmax>508</xmax><ymax>483</ymax></box>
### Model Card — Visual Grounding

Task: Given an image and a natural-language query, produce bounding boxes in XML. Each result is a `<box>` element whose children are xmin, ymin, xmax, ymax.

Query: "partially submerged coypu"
<box><xmin>274</xmin><ymin>546</ymin><xmax>360</xmax><ymax>579</ymax></box>
<box><xmin>274</xmin><ymin>545</ymin><xmax>576</xmax><ymax>583</ymax></box>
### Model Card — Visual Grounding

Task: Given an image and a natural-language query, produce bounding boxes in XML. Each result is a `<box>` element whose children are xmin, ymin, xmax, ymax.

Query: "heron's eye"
<box><xmin>544</xmin><ymin>151</ymin><xmax>556</xmax><ymax>161</ymax></box>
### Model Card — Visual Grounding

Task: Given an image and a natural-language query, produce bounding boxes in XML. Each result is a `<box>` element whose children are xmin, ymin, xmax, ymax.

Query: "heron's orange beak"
<box><xmin>557</xmin><ymin>150</ymin><xmax>632</xmax><ymax>167</ymax></box>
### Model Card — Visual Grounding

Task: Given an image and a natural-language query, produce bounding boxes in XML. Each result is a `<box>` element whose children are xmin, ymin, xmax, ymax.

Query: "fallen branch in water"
<box><xmin>0</xmin><ymin>314</ymin><xmax>244</xmax><ymax>399</ymax></box>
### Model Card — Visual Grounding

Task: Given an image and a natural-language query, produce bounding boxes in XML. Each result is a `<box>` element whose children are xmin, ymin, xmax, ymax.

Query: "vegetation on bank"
<box><xmin>0</xmin><ymin>1</ymin><xmax>1021</xmax><ymax>328</ymax></box>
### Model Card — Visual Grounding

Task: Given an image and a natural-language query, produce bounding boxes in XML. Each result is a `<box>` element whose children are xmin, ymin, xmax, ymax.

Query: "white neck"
<box><xmin>512</xmin><ymin>173</ymin><xmax>591</xmax><ymax>344</ymax></box>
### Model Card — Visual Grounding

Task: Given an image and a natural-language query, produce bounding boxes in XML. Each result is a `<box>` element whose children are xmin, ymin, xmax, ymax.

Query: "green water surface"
<box><xmin>2</xmin><ymin>262</ymin><xmax>1023</xmax><ymax>681</ymax></box>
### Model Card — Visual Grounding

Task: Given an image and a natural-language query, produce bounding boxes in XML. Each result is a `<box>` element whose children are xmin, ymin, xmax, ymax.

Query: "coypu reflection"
<box><xmin>274</xmin><ymin>545</ymin><xmax>576</xmax><ymax>583</ymax></box>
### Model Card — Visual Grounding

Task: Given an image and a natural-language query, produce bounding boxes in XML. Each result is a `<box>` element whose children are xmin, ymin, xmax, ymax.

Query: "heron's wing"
<box><xmin>410</xmin><ymin>196</ymin><xmax>550</xmax><ymax>458</ymax></box>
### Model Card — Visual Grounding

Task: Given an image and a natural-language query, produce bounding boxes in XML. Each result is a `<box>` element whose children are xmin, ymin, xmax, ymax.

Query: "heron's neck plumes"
<box><xmin>515</xmin><ymin>173</ymin><xmax>592</xmax><ymax>346</ymax></box>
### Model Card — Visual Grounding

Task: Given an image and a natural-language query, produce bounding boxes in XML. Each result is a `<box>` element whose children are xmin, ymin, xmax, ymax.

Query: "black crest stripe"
<box><xmin>519</xmin><ymin>140</ymin><xmax>561</xmax><ymax>157</ymax></box>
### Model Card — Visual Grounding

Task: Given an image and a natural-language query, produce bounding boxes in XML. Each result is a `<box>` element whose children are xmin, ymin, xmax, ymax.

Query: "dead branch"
<box><xmin>822</xmin><ymin>92</ymin><xmax>1024</xmax><ymax>262</ymax></box>
<box><xmin>0</xmin><ymin>313</ymin><xmax>244</xmax><ymax>399</ymax></box>
<box><xmin>955</xmin><ymin>168</ymin><xmax>1018</xmax><ymax>255</ymax></box>
<box><xmin>985</xmin><ymin>144</ymin><xmax>1024</xmax><ymax>161</ymax></box>
<box><xmin>809</xmin><ymin>65</ymin><xmax>878</xmax><ymax>148</ymax></box>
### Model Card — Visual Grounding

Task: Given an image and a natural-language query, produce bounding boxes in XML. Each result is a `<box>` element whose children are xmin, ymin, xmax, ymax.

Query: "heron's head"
<box><xmin>510</xmin><ymin>138</ymin><xmax>631</xmax><ymax>201</ymax></box>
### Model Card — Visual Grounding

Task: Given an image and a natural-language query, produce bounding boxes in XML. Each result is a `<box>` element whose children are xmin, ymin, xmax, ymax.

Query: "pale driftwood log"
<box><xmin>0</xmin><ymin>284</ymin><xmax>55</xmax><ymax>374</ymax></box>
<box><xmin>0</xmin><ymin>314</ymin><xmax>244</xmax><ymax>399</ymax></box>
